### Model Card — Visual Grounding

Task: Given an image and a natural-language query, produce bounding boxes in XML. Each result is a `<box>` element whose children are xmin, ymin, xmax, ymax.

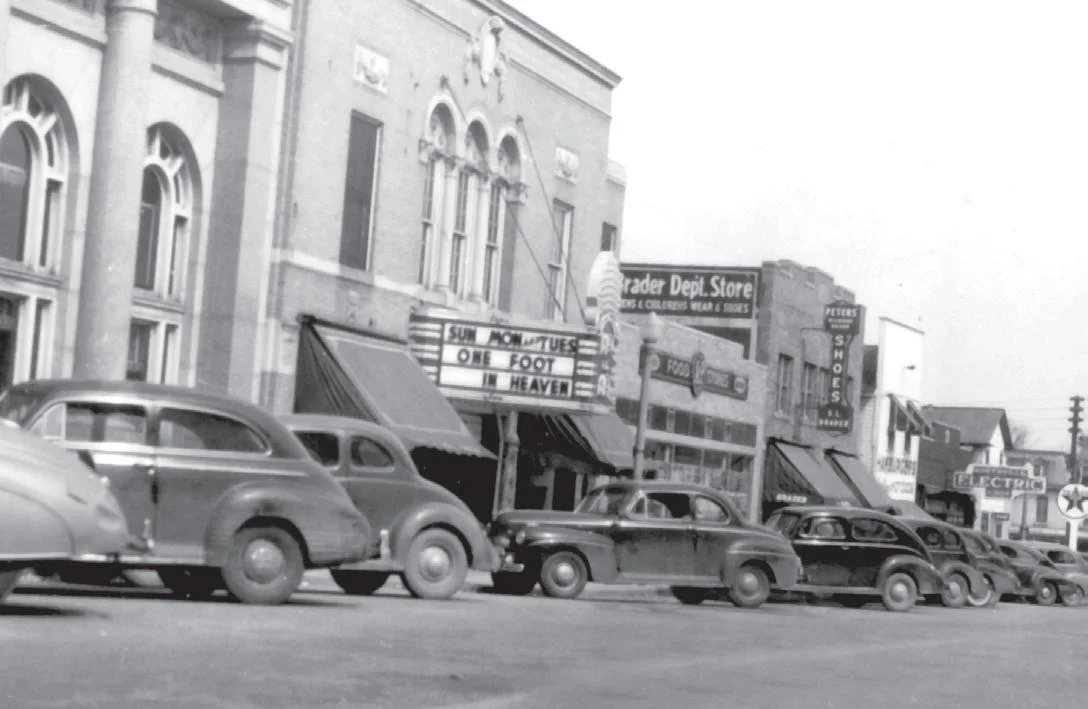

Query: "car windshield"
<box><xmin>576</xmin><ymin>487</ymin><xmax>630</xmax><ymax>516</ymax></box>
<box><xmin>0</xmin><ymin>389</ymin><xmax>37</xmax><ymax>426</ymax></box>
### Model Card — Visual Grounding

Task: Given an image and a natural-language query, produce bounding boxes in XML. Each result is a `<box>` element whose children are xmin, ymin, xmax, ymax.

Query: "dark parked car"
<box><xmin>0</xmin><ymin>419</ymin><xmax>133</xmax><ymax>604</ymax></box>
<box><xmin>957</xmin><ymin>529</ymin><xmax>1021</xmax><ymax>604</ymax></box>
<box><xmin>994</xmin><ymin>538</ymin><xmax>1080</xmax><ymax>607</ymax></box>
<box><xmin>1021</xmin><ymin>541</ymin><xmax>1088</xmax><ymax>606</ymax></box>
<box><xmin>283</xmin><ymin>414</ymin><xmax>499</xmax><ymax>600</ymax></box>
<box><xmin>898</xmin><ymin>518</ymin><xmax>996</xmax><ymax>608</ymax></box>
<box><xmin>0</xmin><ymin>379</ymin><xmax>371</xmax><ymax>605</ymax></box>
<box><xmin>766</xmin><ymin>506</ymin><xmax>946</xmax><ymax>612</ymax></box>
<box><xmin>489</xmin><ymin>481</ymin><xmax>801</xmax><ymax>608</ymax></box>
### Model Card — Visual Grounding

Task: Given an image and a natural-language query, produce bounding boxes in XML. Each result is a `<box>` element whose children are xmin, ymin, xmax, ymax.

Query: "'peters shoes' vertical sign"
<box><xmin>817</xmin><ymin>300</ymin><xmax>861</xmax><ymax>433</ymax></box>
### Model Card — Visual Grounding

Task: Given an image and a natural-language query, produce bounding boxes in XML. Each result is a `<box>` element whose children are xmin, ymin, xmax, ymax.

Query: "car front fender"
<box><xmin>390</xmin><ymin>503</ymin><xmax>498</xmax><ymax>572</ymax></box>
<box><xmin>520</xmin><ymin>527</ymin><xmax>618</xmax><ymax>583</ymax></box>
<box><xmin>938</xmin><ymin>560</ymin><xmax>988</xmax><ymax>596</ymax></box>
<box><xmin>204</xmin><ymin>481</ymin><xmax>371</xmax><ymax>568</ymax></box>
<box><xmin>876</xmin><ymin>555</ymin><xmax>946</xmax><ymax>595</ymax></box>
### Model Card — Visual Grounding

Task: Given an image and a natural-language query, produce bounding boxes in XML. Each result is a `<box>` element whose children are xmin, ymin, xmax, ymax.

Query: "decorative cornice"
<box><xmin>154</xmin><ymin>0</ymin><xmax>222</xmax><ymax>64</ymax></box>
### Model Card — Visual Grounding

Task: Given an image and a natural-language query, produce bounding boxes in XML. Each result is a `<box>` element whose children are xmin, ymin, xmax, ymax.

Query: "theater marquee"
<box><xmin>408</xmin><ymin>310</ymin><xmax>610</xmax><ymax>413</ymax></box>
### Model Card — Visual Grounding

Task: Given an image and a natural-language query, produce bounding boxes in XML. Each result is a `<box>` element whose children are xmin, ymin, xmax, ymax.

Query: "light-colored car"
<box><xmin>0</xmin><ymin>417</ymin><xmax>131</xmax><ymax>603</ymax></box>
<box><xmin>1022</xmin><ymin>541</ymin><xmax>1088</xmax><ymax>606</ymax></box>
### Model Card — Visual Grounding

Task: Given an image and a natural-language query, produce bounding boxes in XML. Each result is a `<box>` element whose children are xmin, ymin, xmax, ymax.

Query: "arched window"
<box><xmin>450</xmin><ymin>122</ymin><xmax>488</xmax><ymax>297</ymax></box>
<box><xmin>134</xmin><ymin>126</ymin><xmax>192</xmax><ymax>298</ymax></box>
<box><xmin>419</xmin><ymin>106</ymin><xmax>455</xmax><ymax>288</ymax></box>
<box><xmin>128</xmin><ymin>125</ymin><xmax>194</xmax><ymax>386</ymax></box>
<box><xmin>484</xmin><ymin>135</ymin><xmax>521</xmax><ymax>306</ymax></box>
<box><xmin>0</xmin><ymin>78</ymin><xmax>68</xmax><ymax>268</ymax></box>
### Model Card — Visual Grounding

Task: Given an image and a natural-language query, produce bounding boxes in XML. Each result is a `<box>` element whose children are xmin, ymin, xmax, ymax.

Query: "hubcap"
<box><xmin>947</xmin><ymin>580</ymin><xmax>963</xmax><ymax>599</ymax></box>
<box><xmin>552</xmin><ymin>560</ymin><xmax>577</xmax><ymax>587</ymax></box>
<box><xmin>738</xmin><ymin>571</ymin><xmax>760</xmax><ymax>595</ymax></box>
<box><xmin>889</xmin><ymin>581</ymin><xmax>909</xmax><ymax>603</ymax></box>
<box><xmin>1041</xmin><ymin>585</ymin><xmax>1054</xmax><ymax>601</ymax></box>
<box><xmin>419</xmin><ymin>545</ymin><xmax>452</xmax><ymax>582</ymax></box>
<box><xmin>243</xmin><ymin>539</ymin><xmax>285</xmax><ymax>584</ymax></box>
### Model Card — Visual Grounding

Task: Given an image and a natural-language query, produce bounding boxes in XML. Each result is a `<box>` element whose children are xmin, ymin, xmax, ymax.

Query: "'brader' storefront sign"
<box><xmin>407</xmin><ymin>310</ymin><xmax>609</xmax><ymax>413</ymax></box>
<box><xmin>816</xmin><ymin>299</ymin><xmax>861</xmax><ymax>433</ymax></box>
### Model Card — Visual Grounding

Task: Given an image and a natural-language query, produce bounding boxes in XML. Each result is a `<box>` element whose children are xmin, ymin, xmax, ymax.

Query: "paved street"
<box><xmin>0</xmin><ymin>575</ymin><xmax>1080</xmax><ymax>709</ymax></box>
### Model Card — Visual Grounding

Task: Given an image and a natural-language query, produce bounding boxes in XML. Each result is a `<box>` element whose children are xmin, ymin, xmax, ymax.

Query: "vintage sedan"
<box><xmin>0</xmin><ymin>419</ymin><xmax>132</xmax><ymax>603</ymax></box>
<box><xmin>1021</xmin><ymin>541</ymin><xmax>1088</xmax><ymax>606</ymax></box>
<box><xmin>957</xmin><ymin>529</ymin><xmax>1022</xmax><ymax>603</ymax></box>
<box><xmin>766</xmin><ymin>506</ymin><xmax>947</xmax><ymax>612</ymax></box>
<box><xmin>0</xmin><ymin>379</ymin><xmax>371</xmax><ymax>606</ymax></box>
<box><xmin>994</xmin><ymin>538</ymin><xmax>1080</xmax><ymax>607</ymax></box>
<box><xmin>283</xmin><ymin>414</ymin><xmax>498</xmax><ymax>600</ymax></box>
<box><xmin>488</xmin><ymin>481</ymin><xmax>801</xmax><ymax>609</ymax></box>
<box><xmin>898</xmin><ymin>517</ymin><xmax>997</xmax><ymax>608</ymax></box>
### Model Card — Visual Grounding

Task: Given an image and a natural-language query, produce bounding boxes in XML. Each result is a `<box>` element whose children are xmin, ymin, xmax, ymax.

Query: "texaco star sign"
<box><xmin>1057</xmin><ymin>483</ymin><xmax>1088</xmax><ymax>521</ymax></box>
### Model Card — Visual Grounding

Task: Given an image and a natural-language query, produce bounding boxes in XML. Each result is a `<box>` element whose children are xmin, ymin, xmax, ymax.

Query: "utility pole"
<box><xmin>1070</xmin><ymin>396</ymin><xmax>1084</xmax><ymax>484</ymax></box>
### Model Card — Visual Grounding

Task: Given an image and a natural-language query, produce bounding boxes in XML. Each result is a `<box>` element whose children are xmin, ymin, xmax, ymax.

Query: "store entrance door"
<box><xmin>0</xmin><ymin>296</ymin><xmax>18</xmax><ymax>389</ymax></box>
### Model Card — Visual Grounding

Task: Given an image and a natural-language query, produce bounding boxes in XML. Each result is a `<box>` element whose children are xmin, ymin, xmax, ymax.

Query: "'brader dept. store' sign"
<box><xmin>408</xmin><ymin>311</ymin><xmax>607</xmax><ymax>412</ymax></box>
<box><xmin>619</xmin><ymin>264</ymin><xmax>760</xmax><ymax>318</ymax></box>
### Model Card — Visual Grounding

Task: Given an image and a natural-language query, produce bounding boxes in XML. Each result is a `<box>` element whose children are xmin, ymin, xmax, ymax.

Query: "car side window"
<box><xmin>158</xmin><ymin>408</ymin><xmax>268</xmax><ymax>454</ymax></box>
<box><xmin>963</xmin><ymin>535</ymin><xmax>987</xmax><ymax>555</ymax></box>
<box><xmin>999</xmin><ymin>545</ymin><xmax>1018</xmax><ymax>559</ymax></box>
<box><xmin>642</xmin><ymin>492</ymin><xmax>693</xmax><ymax>520</ymax></box>
<box><xmin>799</xmin><ymin>517</ymin><xmax>847</xmax><ymax>540</ymax></box>
<box><xmin>294</xmin><ymin>431</ymin><xmax>340</xmax><ymax>467</ymax></box>
<box><xmin>942</xmin><ymin>530</ymin><xmax>963</xmax><ymax>550</ymax></box>
<box><xmin>349</xmin><ymin>436</ymin><xmax>395</xmax><ymax>472</ymax></box>
<box><xmin>915</xmin><ymin>526</ymin><xmax>944</xmax><ymax>548</ymax></box>
<box><xmin>850</xmin><ymin>518</ymin><xmax>899</xmax><ymax>543</ymax></box>
<box><xmin>1049</xmin><ymin>550</ymin><xmax>1078</xmax><ymax>565</ymax></box>
<box><xmin>693</xmin><ymin>496</ymin><xmax>731</xmax><ymax>523</ymax></box>
<box><xmin>32</xmin><ymin>401</ymin><xmax>149</xmax><ymax>445</ymax></box>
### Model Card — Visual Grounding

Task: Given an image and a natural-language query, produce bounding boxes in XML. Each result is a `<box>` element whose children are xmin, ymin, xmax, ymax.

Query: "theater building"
<box><xmin>0</xmin><ymin>0</ymin><xmax>292</xmax><ymax>389</ymax></box>
<box><xmin>278</xmin><ymin>1</ymin><xmax>630</xmax><ymax>519</ymax></box>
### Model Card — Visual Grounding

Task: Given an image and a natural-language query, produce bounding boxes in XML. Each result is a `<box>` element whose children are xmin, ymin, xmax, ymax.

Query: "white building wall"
<box><xmin>870</xmin><ymin>317</ymin><xmax>925</xmax><ymax>501</ymax></box>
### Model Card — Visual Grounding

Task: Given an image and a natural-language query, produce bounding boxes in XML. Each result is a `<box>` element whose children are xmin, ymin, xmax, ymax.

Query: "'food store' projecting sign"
<box><xmin>408</xmin><ymin>310</ymin><xmax>610</xmax><ymax>413</ymax></box>
<box><xmin>619</xmin><ymin>264</ymin><xmax>760</xmax><ymax>318</ymax></box>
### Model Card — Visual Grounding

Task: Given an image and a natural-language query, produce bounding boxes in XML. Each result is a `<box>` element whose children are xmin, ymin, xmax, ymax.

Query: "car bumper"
<box><xmin>493</xmin><ymin>543</ymin><xmax>525</xmax><ymax>573</ymax></box>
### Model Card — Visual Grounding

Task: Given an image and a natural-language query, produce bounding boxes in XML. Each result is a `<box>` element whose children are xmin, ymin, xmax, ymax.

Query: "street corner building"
<box><xmin>0</xmin><ymin>0</ymin><xmax>293</xmax><ymax>389</ymax></box>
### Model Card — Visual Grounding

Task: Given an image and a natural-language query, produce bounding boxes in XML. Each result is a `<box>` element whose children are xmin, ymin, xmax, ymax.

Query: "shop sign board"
<box><xmin>619</xmin><ymin>264</ymin><xmax>760</xmax><ymax>319</ymax></box>
<box><xmin>584</xmin><ymin>251</ymin><xmax>624</xmax><ymax>408</ymax></box>
<box><xmin>647</xmin><ymin>350</ymin><xmax>749</xmax><ymax>401</ymax></box>
<box><xmin>1057</xmin><ymin>483</ymin><xmax>1088</xmax><ymax>521</ymax></box>
<box><xmin>407</xmin><ymin>310</ymin><xmax>610</xmax><ymax>413</ymax></box>
<box><xmin>875</xmin><ymin>455</ymin><xmax>919</xmax><ymax>502</ymax></box>
<box><xmin>817</xmin><ymin>299</ymin><xmax>862</xmax><ymax>433</ymax></box>
<box><xmin>952</xmin><ymin>464</ymin><xmax>1045</xmax><ymax>498</ymax></box>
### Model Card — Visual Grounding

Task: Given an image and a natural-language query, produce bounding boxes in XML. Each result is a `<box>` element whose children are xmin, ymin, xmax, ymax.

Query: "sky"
<box><xmin>506</xmin><ymin>0</ymin><xmax>1088</xmax><ymax>450</ymax></box>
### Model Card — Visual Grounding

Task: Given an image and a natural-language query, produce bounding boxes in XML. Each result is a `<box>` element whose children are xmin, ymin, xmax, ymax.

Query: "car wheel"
<box><xmin>965</xmin><ymin>576</ymin><xmax>996</xmax><ymax>608</ymax></box>
<box><xmin>401</xmin><ymin>528</ymin><xmax>468</xmax><ymax>600</ymax></box>
<box><xmin>940</xmin><ymin>572</ymin><xmax>969</xmax><ymax>609</ymax></box>
<box><xmin>0</xmin><ymin>570</ymin><xmax>25</xmax><ymax>603</ymax></box>
<box><xmin>221</xmin><ymin>526</ymin><xmax>305</xmax><ymax>606</ymax></box>
<box><xmin>728</xmin><ymin>564</ymin><xmax>771</xmax><ymax>609</ymax></box>
<box><xmin>881</xmin><ymin>572</ymin><xmax>918</xmax><ymax>612</ymax></box>
<box><xmin>538</xmin><ymin>550</ymin><xmax>588</xmax><ymax>600</ymax></box>
<box><xmin>331</xmin><ymin>570</ymin><xmax>390</xmax><ymax>596</ymax></box>
<box><xmin>671</xmin><ymin>586</ymin><xmax>710</xmax><ymax>605</ymax></box>
<box><xmin>1061</xmin><ymin>585</ymin><xmax>1084</xmax><ymax>608</ymax></box>
<box><xmin>158</xmin><ymin>567</ymin><xmax>222</xmax><ymax>600</ymax></box>
<box><xmin>491</xmin><ymin>570</ymin><xmax>538</xmax><ymax>596</ymax></box>
<box><xmin>1033</xmin><ymin>581</ymin><xmax>1059</xmax><ymax>606</ymax></box>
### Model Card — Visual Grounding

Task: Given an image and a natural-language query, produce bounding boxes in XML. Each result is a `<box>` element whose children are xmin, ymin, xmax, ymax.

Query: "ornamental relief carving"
<box><xmin>154</xmin><ymin>0</ymin><xmax>222</xmax><ymax>64</ymax></box>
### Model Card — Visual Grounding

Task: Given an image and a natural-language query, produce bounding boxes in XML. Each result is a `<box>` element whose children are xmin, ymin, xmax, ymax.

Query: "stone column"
<box><xmin>72</xmin><ymin>0</ymin><xmax>158</xmax><ymax>379</ymax></box>
<box><xmin>468</xmin><ymin>176</ymin><xmax>491</xmax><ymax>302</ymax></box>
<box><xmin>196</xmin><ymin>20</ymin><xmax>290</xmax><ymax>399</ymax></box>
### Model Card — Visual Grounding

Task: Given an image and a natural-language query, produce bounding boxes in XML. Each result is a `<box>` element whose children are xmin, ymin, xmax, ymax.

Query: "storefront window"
<box><xmin>690</xmin><ymin>415</ymin><xmax>706</xmax><ymax>439</ymax></box>
<box><xmin>650</xmin><ymin>405</ymin><xmax>668</xmax><ymax>431</ymax></box>
<box><xmin>723</xmin><ymin>454</ymin><xmax>754</xmax><ymax>513</ymax></box>
<box><xmin>671</xmin><ymin>410</ymin><xmax>691</xmax><ymax>436</ymax></box>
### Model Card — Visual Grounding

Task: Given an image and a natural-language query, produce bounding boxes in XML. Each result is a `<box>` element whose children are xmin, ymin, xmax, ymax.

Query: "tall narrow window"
<box><xmin>802</xmin><ymin>362</ymin><xmax>818</xmax><ymax>421</ymax></box>
<box><xmin>28</xmin><ymin>298</ymin><xmax>49</xmax><ymax>380</ymax></box>
<box><xmin>600</xmin><ymin>222</ymin><xmax>618</xmax><ymax>252</ymax></box>
<box><xmin>339</xmin><ymin>112</ymin><xmax>381</xmax><ymax>271</ymax></box>
<box><xmin>419</xmin><ymin>106</ymin><xmax>454</xmax><ymax>288</ymax></box>
<box><xmin>775</xmin><ymin>355</ymin><xmax>794</xmax><ymax>414</ymax></box>
<box><xmin>420</xmin><ymin>157</ymin><xmax>438</xmax><ymax>283</ymax></box>
<box><xmin>450</xmin><ymin>170</ymin><xmax>470</xmax><ymax>294</ymax></box>
<box><xmin>127</xmin><ymin>320</ymin><xmax>154</xmax><ymax>381</ymax></box>
<box><xmin>0</xmin><ymin>78</ymin><xmax>68</xmax><ymax>269</ymax></box>
<box><xmin>548</xmin><ymin>200</ymin><xmax>574</xmax><ymax>321</ymax></box>
<box><xmin>483</xmin><ymin>181</ymin><xmax>503</xmax><ymax>304</ymax></box>
<box><xmin>0</xmin><ymin>125</ymin><xmax>31</xmax><ymax>262</ymax></box>
<box><xmin>135</xmin><ymin>170</ymin><xmax>162</xmax><ymax>289</ymax></box>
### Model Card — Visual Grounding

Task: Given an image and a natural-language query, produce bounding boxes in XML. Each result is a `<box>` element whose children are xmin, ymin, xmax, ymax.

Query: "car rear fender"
<box><xmin>877</xmin><ymin>555</ymin><xmax>945</xmax><ymax>593</ymax></box>
<box><xmin>938</xmin><ymin>559</ymin><xmax>987</xmax><ymax>595</ymax></box>
<box><xmin>390</xmin><ymin>503</ymin><xmax>496</xmax><ymax>571</ymax></box>
<box><xmin>204</xmin><ymin>481</ymin><xmax>368</xmax><ymax>568</ymax></box>
<box><xmin>523</xmin><ymin>528</ymin><xmax>617</xmax><ymax>582</ymax></box>
<box><xmin>1032</xmin><ymin>568</ymin><xmax>1075</xmax><ymax>592</ymax></box>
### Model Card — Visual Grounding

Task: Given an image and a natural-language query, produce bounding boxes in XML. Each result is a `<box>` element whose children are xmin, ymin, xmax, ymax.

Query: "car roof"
<box><xmin>1022</xmin><ymin>541</ymin><xmax>1071</xmax><ymax>551</ymax></box>
<box><xmin>279</xmin><ymin>413</ymin><xmax>415</xmax><ymax>463</ymax></box>
<box><xmin>602</xmin><ymin>480</ymin><xmax>726</xmax><ymax>496</ymax></box>
<box><xmin>775</xmin><ymin>505</ymin><xmax>900</xmax><ymax>522</ymax></box>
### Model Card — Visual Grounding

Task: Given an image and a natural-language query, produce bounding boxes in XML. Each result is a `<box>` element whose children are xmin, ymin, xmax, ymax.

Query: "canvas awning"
<box><xmin>889</xmin><ymin>394</ymin><xmax>927</xmax><ymax>435</ymax></box>
<box><xmin>293</xmin><ymin>317</ymin><xmax>495</xmax><ymax>460</ymax></box>
<box><xmin>567</xmin><ymin>413</ymin><xmax>635</xmax><ymax>473</ymax></box>
<box><xmin>764</xmin><ymin>440</ymin><xmax>862</xmax><ymax>507</ymax></box>
<box><xmin>825</xmin><ymin>450</ymin><xmax>898</xmax><ymax>512</ymax></box>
